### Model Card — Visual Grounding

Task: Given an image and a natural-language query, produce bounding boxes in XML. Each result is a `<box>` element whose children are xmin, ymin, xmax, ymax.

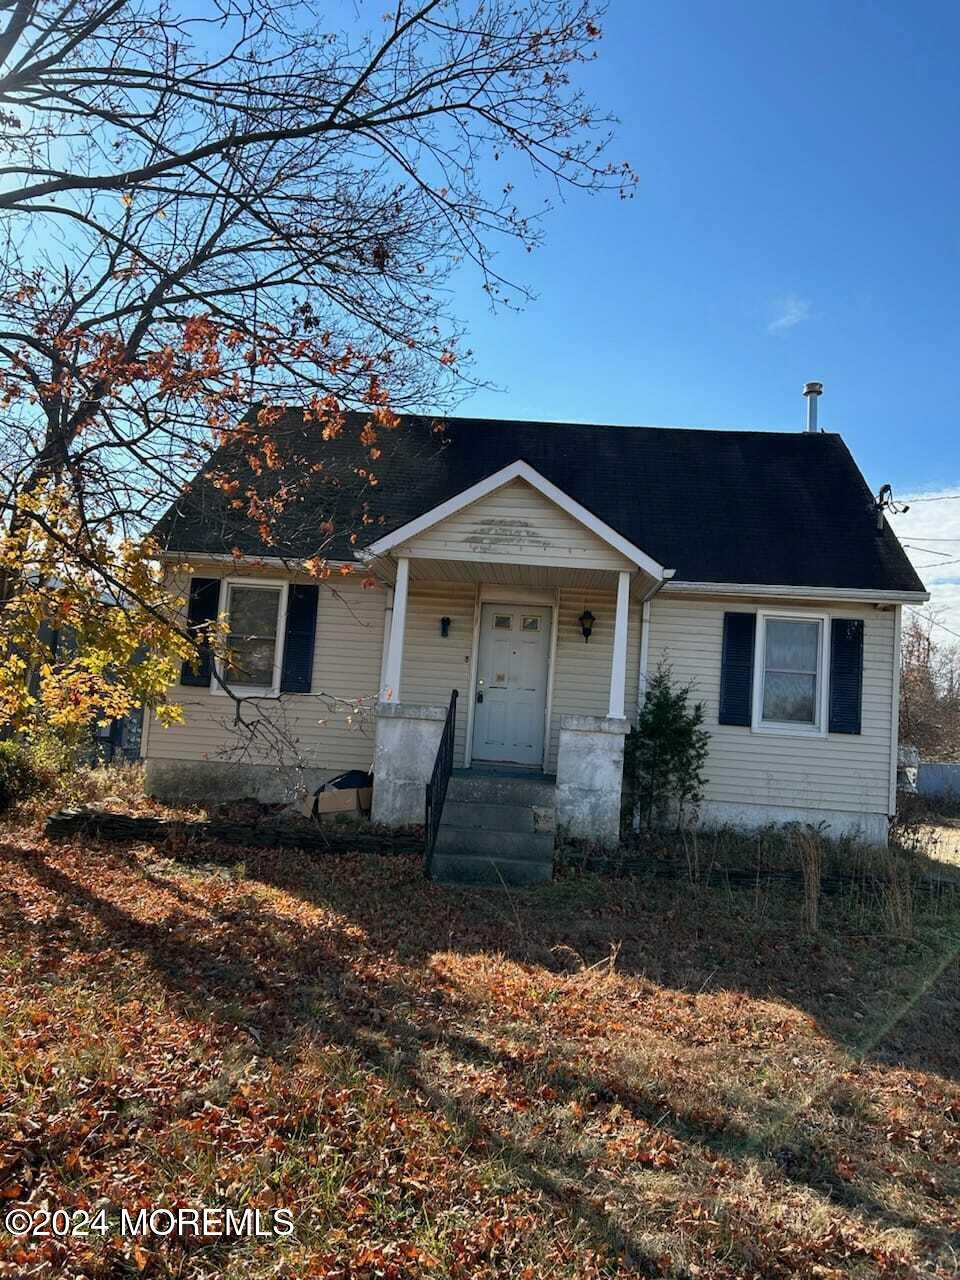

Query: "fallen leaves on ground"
<box><xmin>1</xmin><ymin>828</ymin><xmax>958</xmax><ymax>1278</ymax></box>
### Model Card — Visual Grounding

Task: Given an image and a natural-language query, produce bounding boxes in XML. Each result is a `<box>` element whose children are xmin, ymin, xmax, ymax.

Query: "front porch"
<box><xmin>362</xmin><ymin>461</ymin><xmax>675</xmax><ymax>878</ymax></box>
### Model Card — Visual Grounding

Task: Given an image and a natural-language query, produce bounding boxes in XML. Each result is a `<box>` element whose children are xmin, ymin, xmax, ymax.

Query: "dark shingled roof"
<box><xmin>154</xmin><ymin>413</ymin><xmax>925</xmax><ymax>594</ymax></box>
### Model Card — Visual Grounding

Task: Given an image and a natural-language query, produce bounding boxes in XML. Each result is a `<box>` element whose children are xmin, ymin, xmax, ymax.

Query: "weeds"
<box><xmin>793</xmin><ymin>826</ymin><xmax>824</xmax><ymax>934</ymax></box>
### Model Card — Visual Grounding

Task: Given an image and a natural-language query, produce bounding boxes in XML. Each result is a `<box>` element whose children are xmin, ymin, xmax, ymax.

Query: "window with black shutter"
<box><xmin>280</xmin><ymin>584</ymin><xmax>319</xmax><ymax>693</ymax></box>
<box><xmin>180</xmin><ymin>577</ymin><xmax>221</xmax><ymax>687</ymax></box>
<box><xmin>719</xmin><ymin>612</ymin><xmax>756</xmax><ymax>725</ymax></box>
<box><xmin>828</xmin><ymin>618</ymin><xmax>864</xmax><ymax>734</ymax></box>
<box><xmin>223</xmin><ymin>582</ymin><xmax>284</xmax><ymax>689</ymax></box>
<box><xmin>757</xmin><ymin>615</ymin><xmax>823</xmax><ymax>728</ymax></box>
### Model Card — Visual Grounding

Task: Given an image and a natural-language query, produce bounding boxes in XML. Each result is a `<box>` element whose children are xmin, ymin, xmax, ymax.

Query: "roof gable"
<box><xmin>366</xmin><ymin>461</ymin><xmax>669</xmax><ymax>578</ymax></box>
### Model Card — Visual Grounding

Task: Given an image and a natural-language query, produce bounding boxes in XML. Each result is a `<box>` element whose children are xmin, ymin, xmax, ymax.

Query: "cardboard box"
<box><xmin>305</xmin><ymin>786</ymin><xmax>373</xmax><ymax>819</ymax></box>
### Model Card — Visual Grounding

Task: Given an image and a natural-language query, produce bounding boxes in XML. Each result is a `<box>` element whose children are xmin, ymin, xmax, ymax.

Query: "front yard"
<box><xmin>1</xmin><ymin>818</ymin><xmax>959</xmax><ymax>1278</ymax></box>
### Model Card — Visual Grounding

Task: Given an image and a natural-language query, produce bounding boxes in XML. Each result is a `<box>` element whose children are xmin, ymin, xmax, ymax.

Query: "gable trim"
<box><xmin>364</xmin><ymin>459</ymin><xmax>672</xmax><ymax>579</ymax></box>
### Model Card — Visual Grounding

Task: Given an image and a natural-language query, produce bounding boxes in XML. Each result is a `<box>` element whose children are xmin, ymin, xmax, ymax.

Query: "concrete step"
<box><xmin>430</xmin><ymin>853</ymin><xmax>553</xmax><ymax>888</ymax></box>
<box><xmin>446</xmin><ymin>772</ymin><xmax>555</xmax><ymax>807</ymax></box>
<box><xmin>434</xmin><ymin>826</ymin><xmax>555</xmax><ymax>860</ymax></box>
<box><xmin>441</xmin><ymin>799</ymin><xmax>554</xmax><ymax>834</ymax></box>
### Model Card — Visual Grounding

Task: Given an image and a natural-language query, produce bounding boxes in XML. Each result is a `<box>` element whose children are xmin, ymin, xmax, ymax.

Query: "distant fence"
<box><xmin>917</xmin><ymin>762</ymin><xmax>960</xmax><ymax>799</ymax></box>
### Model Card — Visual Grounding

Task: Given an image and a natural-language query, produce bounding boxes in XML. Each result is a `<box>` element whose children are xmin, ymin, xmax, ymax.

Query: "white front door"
<box><xmin>472</xmin><ymin>604</ymin><xmax>550</xmax><ymax>766</ymax></box>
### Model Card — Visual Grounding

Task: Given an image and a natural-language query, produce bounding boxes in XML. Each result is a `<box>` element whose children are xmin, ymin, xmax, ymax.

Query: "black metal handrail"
<box><xmin>424</xmin><ymin>688</ymin><xmax>458</xmax><ymax>876</ymax></box>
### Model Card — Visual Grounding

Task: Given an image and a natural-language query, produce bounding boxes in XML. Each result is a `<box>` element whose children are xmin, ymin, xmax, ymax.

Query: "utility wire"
<box><xmin>905</xmin><ymin>607</ymin><xmax>960</xmax><ymax>644</ymax></box>
<box><xmin>903</xmin><ymin>545</ymin><xmax>958</xmax><ymax>558</ymax></box>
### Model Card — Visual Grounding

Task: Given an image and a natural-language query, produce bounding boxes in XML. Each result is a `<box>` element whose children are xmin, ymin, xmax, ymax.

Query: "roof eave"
<box><xmin>664</xmin><ymin>580</ymin><xmax>929</xmax><ymax>604</ymax></box>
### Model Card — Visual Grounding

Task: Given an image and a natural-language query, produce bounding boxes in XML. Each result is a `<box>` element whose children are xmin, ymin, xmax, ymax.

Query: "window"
<box><xmin>493</xmin><ymin>614</ymin><xmax>512</xmax><ymax>630</ymax></box>
<box><xmin>218</xmin><ymin>581</ymin><xmax>287</xmax><ymax>694</ymax></box>
<box><xmin>521</xmin><ymin>615</ymin><xmax>541</xmax><ymax>632</ymax></box>
<box><xmin>754</xmin><ymin>612</ymin><xmax>827</xmax><ymax>734</ymax></box>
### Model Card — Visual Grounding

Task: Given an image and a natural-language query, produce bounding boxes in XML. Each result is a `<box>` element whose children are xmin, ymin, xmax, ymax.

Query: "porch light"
<box><xmin>578</xmin><ymin>608</ymin><xmax>595</xmax><ymax>643</ymax></box>
<box><xmin>440</xmin><ymin>616</ymin><xmax>451</xmax><ymax>638</ymax></box>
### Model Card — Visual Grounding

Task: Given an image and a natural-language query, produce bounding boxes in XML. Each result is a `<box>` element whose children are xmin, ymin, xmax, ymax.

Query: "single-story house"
<box><xmin>144</xmin><ymin>394</ymin><xmax>927</xmax><ymax>878</ymax></box>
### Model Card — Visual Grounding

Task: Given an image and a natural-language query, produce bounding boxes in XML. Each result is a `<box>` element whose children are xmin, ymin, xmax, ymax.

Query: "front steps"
<box><xmin>429</xmin><ymin>768</ymin><xmax>556</xmax><ymax>886</ymax></box>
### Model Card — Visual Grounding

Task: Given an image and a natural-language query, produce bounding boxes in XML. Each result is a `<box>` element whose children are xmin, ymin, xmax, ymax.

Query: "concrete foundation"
<box><xmin>555</xmin><ymin>713</ymin><xmax>628</xmax><ymax>847</ymax></box>
<box><xmin>370</xmin><ymin>700</ymin><xmax>446</xmax><ymax>827</ymax></box>
<box><xmin>145</xmin><ymin>758</ymin><xmax>335</xmax><ymax>805</ymax></box>
<box><xmin>694</xmin><ymin>800</ymin><xmax>889</xmax><ymax>846</ymax></box>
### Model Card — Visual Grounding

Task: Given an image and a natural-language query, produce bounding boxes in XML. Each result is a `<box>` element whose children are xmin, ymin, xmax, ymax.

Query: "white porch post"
<box><xmin>382</xmin><ymin>556</ymin><xmax>409</xmax><ymax>701</ymax></box>
<box><xmin>608</xmin><ymin>569</ymin><xmax>631</xmax><ymax>719</ymax></box>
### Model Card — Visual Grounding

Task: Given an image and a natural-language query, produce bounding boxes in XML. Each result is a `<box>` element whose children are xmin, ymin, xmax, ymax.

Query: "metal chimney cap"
<box><xmin>803</xmin><ymin>381</ymin><xmax>823</xmax><ymax>397</ymax></box>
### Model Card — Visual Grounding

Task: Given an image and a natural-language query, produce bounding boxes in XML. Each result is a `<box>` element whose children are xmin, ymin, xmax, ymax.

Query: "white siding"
<box><xmin>400</xmin><ymin>580</ymin><xmax>477</xmax><ymax>766</ymax></box>
<box><xmin>148</xmin><ymin>565</ymin><xmax>896</xmax><ymax>819</ymax></box>
<box><xmin>647</xmin><ymin>596</ymin><xmax>896</xmax><ymax>816</ymax></box>
<box><xmin>144</xmin><ymin>569</ymin><xmax>386</xmax><ymax>773</ymax></box>
<box><xmin>546</xmin><ymin>585</ymin><xmax>642</xmax><ymax>771</ymax></box>
<box><xmin>398</xmin><ymin>478</ymin><xmax>633</xmax><ymax>571</ymax></box>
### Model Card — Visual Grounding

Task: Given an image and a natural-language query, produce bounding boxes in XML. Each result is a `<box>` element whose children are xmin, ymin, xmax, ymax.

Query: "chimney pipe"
<box><xmin>803</xmin><ymin>381</ymin><xmax>823</xmax><ymax>432</ymax></box>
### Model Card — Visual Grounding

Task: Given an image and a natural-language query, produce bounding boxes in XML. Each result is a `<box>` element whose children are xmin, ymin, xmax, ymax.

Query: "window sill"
<box><xmin>751</xmin><ymin>721</ymin><xmax>826</xmax><ymax>739</ymax></box>
<box><xmin>211</xmin><ymin>683</ymin><xmax>280</xmax><ymax>699</ymax></box>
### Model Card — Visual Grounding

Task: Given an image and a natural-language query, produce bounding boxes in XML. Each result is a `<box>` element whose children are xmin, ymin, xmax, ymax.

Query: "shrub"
<box><xmin>626</xmin><ymin>661</ymin><xmax>710</xmax><ymax>831</ymax></box>
<box><xmin>0</xmin><ymin>739</ymin><xmax>45</xmax><ymax>813</ymax></box>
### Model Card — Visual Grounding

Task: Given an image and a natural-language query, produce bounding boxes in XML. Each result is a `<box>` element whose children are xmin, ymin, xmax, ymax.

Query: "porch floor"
<box><xmin>453</xmin><ymin>764</ymin><xmax>556</xmax><ymax>783</ymax></box>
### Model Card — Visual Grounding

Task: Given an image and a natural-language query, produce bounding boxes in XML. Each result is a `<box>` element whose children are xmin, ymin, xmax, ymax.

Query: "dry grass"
<box><xmin>0</xmin><ymin>817</ymin><xmax>958</xmax><ymax>1278</ymax></box>
<box><xmin>794</xmin><ymin>827</ymin><xmax>824</xmax><ymax>934</ymax></box>
<box><xmin>16</xmin><ymin>761</ymin><xmax>205</xmax><ymax>825</ymax></box>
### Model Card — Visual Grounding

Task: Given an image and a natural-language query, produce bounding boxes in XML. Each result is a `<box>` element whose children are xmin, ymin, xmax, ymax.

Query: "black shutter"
<box><xmin>829</xmin><ymin>618</ymin><xmax>863</xmax><ymax>734</ymax></box>
<box><xmin>719</xmin><ymin>612</ymin><xmax>756</xmax><ymax>726</ymax></box>
<box><xmin>180</xmin><ymin>577</ymin><xmax>220</xmax><ymax>687</ymax></box>
<box><xmin>280</xmin><ymin>584</ymin><xmax>319</xmax><ymax>693</ymax></box>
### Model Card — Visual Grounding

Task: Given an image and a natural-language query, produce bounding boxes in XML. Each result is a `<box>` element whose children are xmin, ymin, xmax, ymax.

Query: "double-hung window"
<box><xmin>753</xmin><ymin>611</ymin><xmax>828</xmax><ymax>735</ymax></box>
<box><xmin>216</xmin><ymin>580</ymin><xmax>288</xmax><ymax>696</ymax></box>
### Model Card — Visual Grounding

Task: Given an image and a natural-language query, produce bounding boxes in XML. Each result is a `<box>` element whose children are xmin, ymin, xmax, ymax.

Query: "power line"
<box><xmin>900</xmin><ymin>494</ymin><xmax>960</xmax><ymax>503</ymax></box>
<box><xmin>905</xmin><ymin>607</ymin><xmax>960</xmax><ymax>644</ymax></box>
<box><xmin>913</xmin><ymin>560</ymin><xmax>960</xmax><ymax>570</ymax></box>
<box><xmin>903</xmin><ymin>544</ymin><xmax>959</xmax><ymax>558</ymax></box>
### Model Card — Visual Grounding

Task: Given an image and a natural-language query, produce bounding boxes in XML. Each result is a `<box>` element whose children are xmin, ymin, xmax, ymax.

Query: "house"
<box><xmin>143</xmin><ymin>390</ymin><xmax>927</xmax><ymax>878</ymax></box>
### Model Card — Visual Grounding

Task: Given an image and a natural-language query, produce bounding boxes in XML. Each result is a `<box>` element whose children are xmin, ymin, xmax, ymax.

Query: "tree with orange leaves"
<box><xmin>0</xmin><ymin>1</ymin><xmax>633</xmax><ymax>741</ymax></box>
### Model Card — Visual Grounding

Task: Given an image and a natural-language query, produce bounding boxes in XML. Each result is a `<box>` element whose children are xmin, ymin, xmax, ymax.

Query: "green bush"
<box><xmin>626</xmin><ymin>661</ymin><xmax>710</xmax><ymax>831</ymax></box>
<box><xmin>0</xmin><ymin>739</ymin><xmax>45</xmax><ymax>813</ymax></box>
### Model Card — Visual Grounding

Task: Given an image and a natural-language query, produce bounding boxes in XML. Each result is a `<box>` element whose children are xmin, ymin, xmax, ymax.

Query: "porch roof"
<box><xmin>364</xmin><ymin>459</ymin><xmax>671</xmax><ymax>581</ymax></box>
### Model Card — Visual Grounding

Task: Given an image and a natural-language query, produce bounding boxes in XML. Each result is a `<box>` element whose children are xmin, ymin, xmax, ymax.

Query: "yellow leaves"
<box><xmin>0</xmin><ymin>486</ymin><xmax>191</xmax><ymax>736</ymax></box>
<box><xmin>153</xmin><ymin>701</ymin><xmax>185</xmax><ymax>728</ymax></box>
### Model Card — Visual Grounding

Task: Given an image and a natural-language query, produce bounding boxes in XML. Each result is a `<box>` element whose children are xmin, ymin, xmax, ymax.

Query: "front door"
<box><xmin>472</xmin><ymin>604</ymin><xmax>550</xmax><ymax>766</ymax></box>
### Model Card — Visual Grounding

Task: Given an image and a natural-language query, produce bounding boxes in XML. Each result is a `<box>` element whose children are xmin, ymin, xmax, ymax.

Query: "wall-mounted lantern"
<box><xmin>440</xmin><ymin>616</ymin><xmax>451</xmax><ymax>638</ymax></box>
<box><xmin>578</xmin><ymin>608</ymin><xmax>595</xmax><ymax>643</ymax></box>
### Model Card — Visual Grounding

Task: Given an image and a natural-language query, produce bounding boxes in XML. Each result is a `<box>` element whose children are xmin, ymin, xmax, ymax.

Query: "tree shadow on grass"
<box><xmin>2</xmin><ymin>836</ymin><xmax>958</xmax><ymax>1275</ymax></box>
<box><xmin>0</xmin><ymin>840</ymin><xmax>670</xmax><ymax>1273</ymax></box>
<box><xmin>270</xmin><ymin>844</ymin><xmax>960</xmax><ymax>1084</ymax></box>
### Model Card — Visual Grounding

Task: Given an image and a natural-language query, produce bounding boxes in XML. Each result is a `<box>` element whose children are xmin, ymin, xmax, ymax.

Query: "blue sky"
<box><xmin>449</xmin><ymin>1</ymin><xmax>960</xmax><ymax>630</ymax></box>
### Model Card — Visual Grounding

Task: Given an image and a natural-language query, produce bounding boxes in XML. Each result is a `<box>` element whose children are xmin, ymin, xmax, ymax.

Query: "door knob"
<box><xmin>476</xmin><ymin>691</ymin><xmax>484</xmax><ymax>704</ymax></box>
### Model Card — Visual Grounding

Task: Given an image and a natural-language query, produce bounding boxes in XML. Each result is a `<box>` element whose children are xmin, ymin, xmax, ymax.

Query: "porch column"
<box><xmin>381</xmin><ymin>555</ymin><xmax>409</xmax><ymax>701</ymax></box>
<box><xmin>608</xmin><ymin>569</ymin><xmax>631</xmax><ymax>719</ymax></box>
